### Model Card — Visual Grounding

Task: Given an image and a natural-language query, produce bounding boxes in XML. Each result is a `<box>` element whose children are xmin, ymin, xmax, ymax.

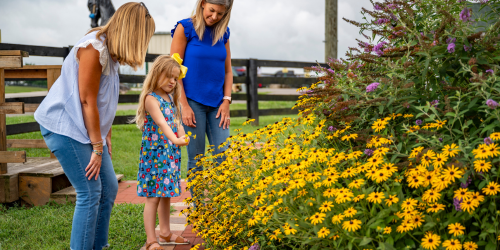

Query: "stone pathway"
<box><xmin>116</xmin><ymin>180</ymin><xmax>205</xmax><ymax>250</ymax></box>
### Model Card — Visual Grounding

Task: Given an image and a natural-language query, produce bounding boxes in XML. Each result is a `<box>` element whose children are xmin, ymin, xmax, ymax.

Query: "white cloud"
<box><xmin>0</xmin><ymin>0</ymin><xmax>374</xmax><ymax>68</ymax></box>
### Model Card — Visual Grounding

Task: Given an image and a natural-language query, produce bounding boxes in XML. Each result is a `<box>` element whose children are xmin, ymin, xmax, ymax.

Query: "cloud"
<box><xmin>0</xmin><ymin>0</ymin><xmax>374</xmax><ymax>67</ymax></box>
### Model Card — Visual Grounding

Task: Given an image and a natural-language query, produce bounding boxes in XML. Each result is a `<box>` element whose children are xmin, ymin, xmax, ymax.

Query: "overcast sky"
<box><xmin>0</xmin><ymin>0</ymin><xmax>373</xmax><ymax>73</ymax></box>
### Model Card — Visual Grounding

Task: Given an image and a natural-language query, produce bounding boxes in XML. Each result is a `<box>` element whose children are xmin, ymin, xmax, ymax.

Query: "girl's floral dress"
<box><xmin>137</xmin><ymin>92</ymin><xmax>181</xmax><ymax>198</ymax></box>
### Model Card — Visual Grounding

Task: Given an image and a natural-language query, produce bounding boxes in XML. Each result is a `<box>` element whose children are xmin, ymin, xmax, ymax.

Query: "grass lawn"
<box><xmin>7</xmin><ymin>109</ymin><xmax>295</xmax><ymax>180</ymax></box>
<box><xmin>5</xmin><ymin>85</ymin><xmax>47</xmax><ymax>94</ymax></box>
<box><xmin>0</xmin><ymin>202</ymin><xmax>168</xmax><ymax>249</ymax></box>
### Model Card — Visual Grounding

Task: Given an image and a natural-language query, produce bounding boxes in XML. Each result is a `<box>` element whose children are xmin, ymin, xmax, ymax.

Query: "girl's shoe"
<box><xmin>146</xmin><ymin>241</ymin><xmax>163</xmax><ymax>250</ymax></box>
<box><xmin>158</xmin><ymin>233</ymin><xmax>190</xmax><ymax>245</ymax></box>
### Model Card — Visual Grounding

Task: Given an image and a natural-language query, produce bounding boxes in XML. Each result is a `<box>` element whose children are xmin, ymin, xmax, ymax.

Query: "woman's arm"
<box><xmin>170</xmin><ymin>23</ymin><xmax>197</xmax><ymax>128</ymax></box>
<box><xmin>217</xmin><ymin>39</ymin><xmax>233</xmax><ymax>129</ymax></box>
<box><xmin>145</xmin><ymin>95</ymin><xmax>189</xmax><ymax>146</ymax></box>
<box><xmin>77</xmin><ymin>45</ymin><xmax>104</xmax><ymax>180</ymax></box>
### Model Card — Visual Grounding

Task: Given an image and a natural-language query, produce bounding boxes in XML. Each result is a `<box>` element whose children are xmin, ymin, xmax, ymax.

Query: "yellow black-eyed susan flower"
<box><xmin>482</xmin><ymin>181</ymin><xmax>500</xmax><ymax>196</ymax></box>
<box><xmin>448</xmin><ymin>222</ymin><xmax>465</xmax><ymax>237</ymax></box>
<box><xmin>421</xmin><ymin>232</ymin><xmax>441</xmax><ymax>250</ymax></box>
<box><xmin>342</xmin><ymin>219</ymin><xmax>362</xmax><ymax>232</ymax></box>
<box><xmin>442</xmin><ymin>239</ymin><xmax>462</xmax><ymax>250</ymax></box>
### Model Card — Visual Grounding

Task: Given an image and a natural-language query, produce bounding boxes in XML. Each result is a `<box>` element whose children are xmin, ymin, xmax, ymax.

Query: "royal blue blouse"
<box><xmin>171</xmin><ymin>18</ymin><xmax>230</xmax><ymax>107</ymax></box>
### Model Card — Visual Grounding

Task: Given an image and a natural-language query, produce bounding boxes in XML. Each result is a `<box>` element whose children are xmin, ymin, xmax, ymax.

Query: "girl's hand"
<box><xmin>175</xmin><ymin>135</ymin><xmax>190</xmax><ymax>146</ymax></box>
<box><xmin>85</xmin><ymin>151</ymin><xmax>102</xmax><ymax>180</ymax></box>
<box><xmin>182</xmin><ymin>104</ymin><xmax>196</xmax><ymax>128</ymax></box>
<box><xmin>216</xmin><ymin>100</ymin><xmax>230</xmax><ymax>129</ymax></box>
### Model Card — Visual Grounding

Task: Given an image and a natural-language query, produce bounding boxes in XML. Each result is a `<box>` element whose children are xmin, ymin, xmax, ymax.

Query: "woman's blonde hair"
<box><xmin>191</xmin><ymin>0</ymin><xmax>233</xmax><ymax>46</ymax></box>
<box><xmin>134</xmin><ymin>55</ymin><xmax>182</xmax><ymax>131</ymax></box>
<box><xmin>87</xmin><ymin>2</ymin><xmax>155</xmax><ymax>70</ymax></box>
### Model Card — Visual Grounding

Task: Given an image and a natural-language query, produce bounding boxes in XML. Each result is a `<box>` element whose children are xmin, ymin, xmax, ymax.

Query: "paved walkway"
<box><xmin>116</xmin><ymin>180</ymin><xmax>205</xmax><ymax>250</ymax></box>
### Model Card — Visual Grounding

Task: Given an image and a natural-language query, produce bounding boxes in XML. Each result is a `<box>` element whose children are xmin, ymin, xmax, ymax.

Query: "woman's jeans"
<box><xmin>40</xmin><ymin>125</ymin><xmax>118</xmax><ymax>250</ymax></box>
<box><xmin>184</xmin><ymin>99</ymin><xmax>229</xmax><ymax>197</ymax></box>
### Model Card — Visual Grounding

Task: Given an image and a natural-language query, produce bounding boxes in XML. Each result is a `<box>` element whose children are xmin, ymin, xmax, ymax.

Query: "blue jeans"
<box><xmin>40</xmin><ymin>125</ymin><xmax>118</xmax><ymax>250</ymax></box>
<box><xmin>184</xmin><ymin>99</ymin><xmax>229</xmax><ymax>197</ymax></box>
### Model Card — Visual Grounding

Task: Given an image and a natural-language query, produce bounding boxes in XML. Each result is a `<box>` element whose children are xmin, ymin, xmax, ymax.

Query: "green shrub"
<box><xmin>182</xmin><ymin>1</ymin><xmax>500</xmax><ymax>249</ymax></box>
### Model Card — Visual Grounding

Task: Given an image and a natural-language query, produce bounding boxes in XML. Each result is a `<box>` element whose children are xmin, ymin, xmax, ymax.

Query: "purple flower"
<box><xmin>464</xmin><ymin>45</ymin><xmax>471</xmax><ymax>52</ymax></box>
<box><xmin>453</xmin><ymin>198</ymin><xmax>462</xmax><ymax>211</ymax></box>
<box><xmin>328</xmin><ymin>126</ymin><xmax>334</xmax><ymax>132</ymax></box>
<box><xmin>484</xmin><ymin>137</ymin><xmax>493</xmax><ymax>145</ymax></box>
<box><xmin>327</xmin><ymin>68</ymin><xmax>335</xmax><ymax>74</ymax></box>
<box><xmin>386</xmin><ymin>4</ymin><xmax>396</xmax><ymax>10</ymax></box>
<box><xmin>372</xmin><ymin>41</ymin><xmax>387</xmax><ymax>56</ymax></box>
<box><xmin>366</xmin><ymin>82</ymin><xmax>380</xmax><ymax>93</ymax></box>
<box><xmin>447</xmin><ymin>43</ymin><xmax>456</xmax><ymax>53</ymax></box>
<box><xmin>460</xmin><ymin>176</ymin><xmax>472</xmax><ymax>188</ymax></box>
<box><xmin>430</xmin><ymin>100</ymin><xmax>439</xmax><ymax>108</ymax></box>
<box><xmin>486</xmin><ymin>99</ymin><xmax>499</xmax><ymax>109</ymax></box>
<box><xmin>376</xmin><ymin>18</ymin><xmax>390</xmax><ymax>25</ymax></box>
<box><xmin>416</xmin><ymin>119</ymin><xmax>423</xmax><ymax>126</ymax></box>
<box><xmin>439</xmin><ymin>138</ymin><xmax>443</xmax><ymax>142</ymax></box>
<box><xmin>364</xmin><ymin>149</ymin><xmax>374</xmax><ymax>156</ymax></box>
<box><xmin>249</xmin><ymin>243</ymin><xmax>260</xmax><ymax>250</ymax></box>
<box><xmin>374</xmin><ymin>4</ymin><xmax>383</xmax><ymax>10</ymax></box>
<box><xmin>446</xmin><ymin>37</ymin><xmax>457</xmax><ymax>44</ymax></box>
<box><xmin>486</xmin><ymin>69</ymin><xmax>494</xmax><ymax>74</ymax></box>
<box><xmin>460</xmin><ymin>7</ymin><xmax>471</xmax><ymax>22</ymax></box>
<box><xmin>431</xmin><ymin>40</ymin><xmax>438</xmax><ymax>46</ymax></box>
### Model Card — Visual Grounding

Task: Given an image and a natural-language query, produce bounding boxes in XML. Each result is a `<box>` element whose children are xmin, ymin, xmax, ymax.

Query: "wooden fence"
<box><xmin>1</xmin><ymin>43</ymin><xmax>326</xmax><ymax>134</ymax></box>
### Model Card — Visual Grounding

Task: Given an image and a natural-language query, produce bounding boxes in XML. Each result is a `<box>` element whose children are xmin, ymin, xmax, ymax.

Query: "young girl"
<box><xmin>134</xmin><ymin>54</ymin><xmax>190</xmax><ymax>250</ymax></box>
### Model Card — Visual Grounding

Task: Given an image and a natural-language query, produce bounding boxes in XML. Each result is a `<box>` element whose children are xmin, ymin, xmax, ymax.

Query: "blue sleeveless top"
<box><xmin>171</xmin><ymin>18</ymin><xmax>230</xmax><ymax>107</ymax></box>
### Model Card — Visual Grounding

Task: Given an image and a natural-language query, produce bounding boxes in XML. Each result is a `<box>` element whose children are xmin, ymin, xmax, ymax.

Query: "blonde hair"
<box><xmin>87</xmin><ymin>2</ymin><xmax>155</xmax><ymax>70</ymax></box>
<box><xmin>191</xmin><ymin>0</ymin><xmax>232</xmax><ymax>46</ymax></box>
<box><xmin>134</xmin><ymin>55</ymin><xmax>182</xmax><ymax>131</ymax></box>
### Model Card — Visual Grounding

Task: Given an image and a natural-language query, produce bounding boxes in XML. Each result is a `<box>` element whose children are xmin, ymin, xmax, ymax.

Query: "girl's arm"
<box><xmin>217</xmin><ymin>39</ymin><xmax>233</xmax><ymax>129</ymax></box>
<box><xmin>177</xmin><ymin>122</ymin><xmax>186</xmax><ymax>137</ymax></box>
<box><xmin>170</xmin><ymin>23</ymin><xmax>197</xmax><ymax>128</ymax></box>
<box><xmin>77</xmin><ymin>44</ymin><xmax>104</xmax><ymax>180</ymax></box>
<box><xmin>145</xmin><ymin>95</ymin><xmax>189</xmax><ymax>146</ymax></box>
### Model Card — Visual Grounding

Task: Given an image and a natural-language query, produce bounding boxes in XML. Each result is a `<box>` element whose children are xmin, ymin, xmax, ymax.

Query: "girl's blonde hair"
<box><xmin>88</xmin><ymin>2</ymin><xmax>155</xmax><ymax>70</ymax></box>
<box><xmin>191</xmin><ymin>0</ymin><xmax>233</xmax><ymax>46</ymax></box>
<box><xmin>134</xmin><ymin>55</ymin><xmax>182</xmax><ymax>131</ymax></box>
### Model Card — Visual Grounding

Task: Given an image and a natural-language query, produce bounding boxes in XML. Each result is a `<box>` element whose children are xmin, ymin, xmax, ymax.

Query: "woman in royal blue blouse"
<box><xmin>170</xmin><ymin>0</ymin><xmax>233</xmax><ymax>198</ymax></box>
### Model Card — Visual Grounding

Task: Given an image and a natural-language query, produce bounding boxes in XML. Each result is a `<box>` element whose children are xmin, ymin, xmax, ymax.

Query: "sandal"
<box><xmin>146</xmin><ymin>241</ymin><xmax>162</xmax><ymax>250</ymax></box>
<box><xmin>158</xmin><ymin>233</ymin><xmax>190</xmax><ymax>245</ymax></box>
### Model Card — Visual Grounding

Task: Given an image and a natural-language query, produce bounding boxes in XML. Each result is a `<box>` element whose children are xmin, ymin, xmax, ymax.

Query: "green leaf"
<box><xmin>423</xmin><ymin>222</ymin><xmax>436</xmax><ymax>231</ymax></box>
<box><xmin>468</xmin><ymin>231</ymin><xmax>479</xmax><ymax>237</ymax></box>
<box><xmin>359</xmin><ymin>237</ymin><xmax>372</xmax><ymax>246</ymax></box>
<box><xmin>485</xmin><ymin>242</ymin><xmax>497</xmax><ymax>250</ymax></box>
<box><xmin>478</xmin><ymin>180</ymin><xmax>487</xmax><ymax>190</ymax></box>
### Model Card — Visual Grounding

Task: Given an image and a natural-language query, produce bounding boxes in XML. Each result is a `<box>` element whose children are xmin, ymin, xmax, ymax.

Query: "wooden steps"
<box><xmin>0</xmin><ymin>157</ymin><xmax>125</xmax><ymax>205</ymax></box>
<box><xmin>50</xmin><ymin>174</ymin><xmax>124</xmax><ymax>204</ymax></box>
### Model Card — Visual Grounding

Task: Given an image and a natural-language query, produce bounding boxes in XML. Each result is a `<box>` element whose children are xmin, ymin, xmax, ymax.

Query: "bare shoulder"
<box><xmin>145</xmin><ymin>94</ymin><xmax>160</xmax><ymax>112</ymax></box>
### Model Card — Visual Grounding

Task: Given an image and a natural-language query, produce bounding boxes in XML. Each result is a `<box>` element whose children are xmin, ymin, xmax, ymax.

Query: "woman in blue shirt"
<box><xmin>170</xmin><ymin>0</ymin><xmax>233</xmax><ymax>199</ymax></box>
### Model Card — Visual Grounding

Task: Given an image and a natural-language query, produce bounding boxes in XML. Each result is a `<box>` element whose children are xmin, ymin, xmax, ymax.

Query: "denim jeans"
<box><xmin>40</xmin><ymin>125</ymin><xmax>118</xmax><ymax>250</ymax></box>
<box><xmin>184</xmin><ymin>99</ymin><xmax>229</xmax><ymax>197</ymax></box>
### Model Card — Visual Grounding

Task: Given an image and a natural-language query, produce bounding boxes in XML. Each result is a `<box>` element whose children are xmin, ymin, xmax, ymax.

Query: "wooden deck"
<box><xmin>1</xmin><ymin>157</ymin><xmax>124</xmax><ymax>205</ymax></box>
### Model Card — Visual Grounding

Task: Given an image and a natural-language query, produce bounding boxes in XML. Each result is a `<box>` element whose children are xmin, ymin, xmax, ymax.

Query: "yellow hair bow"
<box><xmin>171</xmin><ymin>53</ymin><xmax>188</xmax><ymax>79</ymax></box>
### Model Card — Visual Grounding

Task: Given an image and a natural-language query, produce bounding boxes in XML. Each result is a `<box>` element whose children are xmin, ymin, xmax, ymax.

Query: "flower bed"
<box><xmin>182</xmin><ymin>1</ymin><xmax>500</xmax><ymax>249</ymax></box>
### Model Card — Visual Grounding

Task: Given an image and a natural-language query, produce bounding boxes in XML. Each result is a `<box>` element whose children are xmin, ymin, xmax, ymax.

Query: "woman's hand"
<box><xmin>85</xmin><ymin>151</ymin><xmax>102</xmax><ymax>180</ymax></box>
<box><xmin>182</xmin><ymin>104</ymin><xmax>197</xmax><ymax>128</ymax></box>
<box><xmin>106</xmin><ymin>130</ymin><xmax>112</xmax><ymax>159</ymax></box>
<box><xmin>216</xmin><ymin>100</ymin><xmax>231</xmax><ymax>129</ymax></box>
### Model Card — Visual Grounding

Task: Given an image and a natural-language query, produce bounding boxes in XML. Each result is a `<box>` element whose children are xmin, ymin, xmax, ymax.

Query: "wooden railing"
<box><xmin>1</xmin><ymin>43</ymin><xmax>327</xmax><ymax>135</ymax></box>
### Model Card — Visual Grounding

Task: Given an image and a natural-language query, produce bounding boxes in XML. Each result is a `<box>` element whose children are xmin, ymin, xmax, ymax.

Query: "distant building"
<box><xmin>146</xmin><ymin>32</ymin><xmax>172</xmax><ymax>73</ymax></box>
